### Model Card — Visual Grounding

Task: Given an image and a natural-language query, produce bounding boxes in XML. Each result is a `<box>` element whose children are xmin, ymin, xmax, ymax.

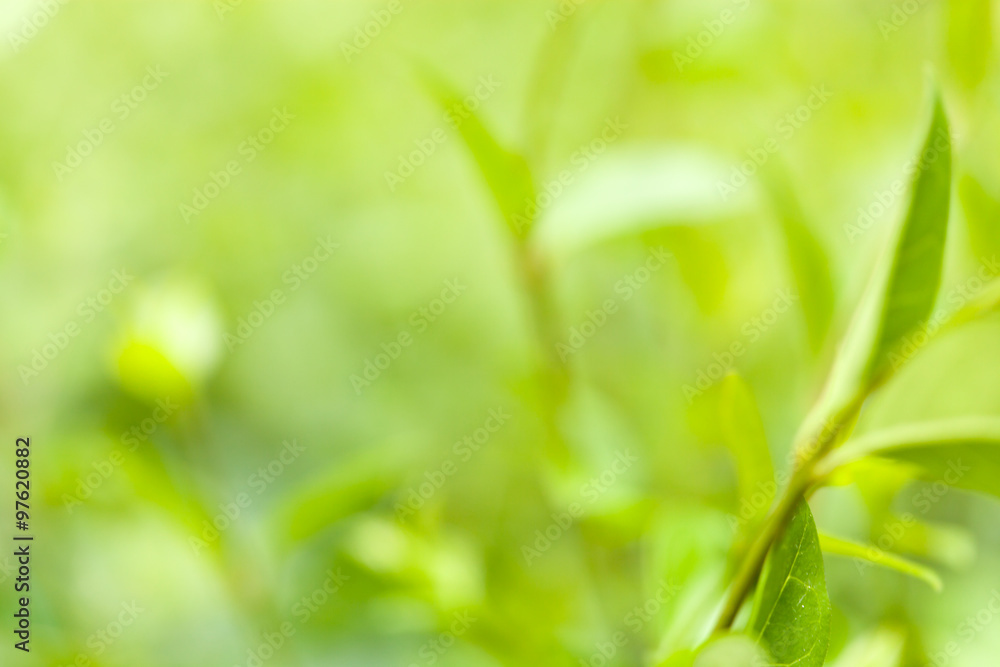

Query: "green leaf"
<box><xmin>844</xmin><ymin>458</ymin><xmax>915</xmax><ymax>525</ymax></box>
<box><xmin>959</xmin><ymin>173</ymin><xmax>1000</xmax><ymax>258</ymax></box>
<box><xmin>647</xmin><ymin>507</ymin><xmax>732</xmax><ymax>659</ymax></box>
<box><xmin>531</xmin><ymin>147</ymin><xmax>749</xmax><ymax>257</ymax></box>
<box><xmin>748</xmin><ymin>501</ymin><xmax>831</xmax><ymax>667</ymax></box>
<box><xmin>656</xmin><ymin>649</ymin><xmax>696</xmax><ymax>667</ymax></box>
<box><xmin>799</xmin><ymin>96</ymin><xmax>952</xmax><ymax>439</ymax></box>
<box><xmin>864</xmin><ymin>95</ymin><xmax>952</xmax><ymax>382</ymax></box>
<box><xmin>644</xmin><ymin>226</ymin><xmax>729</xmax><ymax>314</ymax></box>
<box><xmin>818</xmin><ymin>532</ymin><xmax>942</xmax><ymax>591</ymax></box>
<box><xmin>274</xmin><ymin>452</ymin><xmax>405</xmax><ymax>542</ymax></box>
<box><xmin>830</xmin><ymin>459</ymin><xmax>977</xmax><ymax>568</ymax></box>
<box><xmin>417</xmin><ymin>69</ymin><xmax>536</xmax><ymax>241</ymax></box>
<box><xmin>947</xmin><ymin>0</ymin><xmax>993</xmax><ymax>90</ymax></box>
<box><xmin>819</xmin><ymin>417</ymin><xmax>1000</xmax><ymax>499</ymax></box>
<box><xmin>950</xmin><ymin>275</ymin><xmax>1000</xmax><ymax>327</ymax></box>
<box><xmin>832</xmin><ymin>627</ymin><xmax>906</xmax><ymax>667</ymax></box>
<box><xmin>695</xmin><ymin>634</ymin><xmax>769</xmax><ymax>666</ymax></box>
<box><xmin>521</xmin><ymin>2</ymin><xmax>583</xmax><ymax>170</ymax></box>
<box><xmin>720</xmin><ymin>374</ymin><xmax>775</xmax><ymax>534</ymax></box>
<box><xmin>657</xmin><ymin>635</ymin><xmax>769</xmax><ymax>667</ymax></box>
<box><xmin>762</xmin><ymin>167</ymin><xmax>835</xmax><ymax>353</ymax></box>
<box><xmin>892</xmin><ymin>520</ymin><xmax>977</xmax><ymax>571</ymax></box>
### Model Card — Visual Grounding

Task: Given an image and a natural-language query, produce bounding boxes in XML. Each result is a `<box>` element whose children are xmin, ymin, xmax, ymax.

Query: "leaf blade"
<box><xmin>749</xmin><ymin>501</ymin><xmax>831</xmax><ymax>667</ymax></box>
<box><xmin>531</xmin><ymin>147</ymin><xmax>749</xmax><ymax>257</ymax></box>
<box><xmin>695</xmin><ymin>634</ymin><xmax>769</xmax><ymax>667</ymax></box>
<box><xmin>720</xmin><ymin>374</ymin><xmax>775</xmax><ymax>534</ymax></box>
<box><xmin>417</xmin><ymin>68</ymin><xmax>536</xmax><ymax>240</ymax></box>
<box><xmin>820</xmin><ymin>417</ymin><xmax>1000</xmax><ymax>499</ymax></box>
<box><xmin>657</xmin><ymin>634</ymin><xmax>770</xmax><ymax>667</ymax></box>
<box><xmin>866</xmin><ymin>95</ymin><xmax>952</xmax><ymax>381</ymax></box>
<box><xmin>762</xmin><ymin>167</ymin><xmax>835</xmax><ymax>353</ymax></box>
<box><xmin>818</xmin><ymin>532</ymin><xmax>942</xmax><ymax>591</ymax></box>
<box><xmin>958</xmin><ymin>174</ymin><xmax>1000</xmax><ymax>258</ymax></box>
<box><xmin>947</xmin><ymin>0</ymin><xmax>993</xmax><ymax>90</ymax></box>
<box><xmin>796</xmin><ymin>96</ymin><xmax>953</xmax><ymax>448</ymax></box>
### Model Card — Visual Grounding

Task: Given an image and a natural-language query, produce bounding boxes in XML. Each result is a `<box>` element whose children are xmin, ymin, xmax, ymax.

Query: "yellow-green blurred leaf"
<box><xmin>418</xmin><ymin>68</ymin><xmax>536</xmax><ymax>241</ymax></box>
<box><xmin>947</xmin><ymin>0</ymin><xmax>993</xmax><ymax>90</ymax></box>
<box><xmin>763</xmin><ymin>167</ymin><xmax>834</xmax><ymax>352</ymax></box>
<box><xmin>819</xmin><ymin>532</ymin><xmax>942</xmax><ymax>591</ymax></box>
<box><xmin>719</xmin><ymin>373</ymin><xmax>774</xmax><ymax>535</ymax></box>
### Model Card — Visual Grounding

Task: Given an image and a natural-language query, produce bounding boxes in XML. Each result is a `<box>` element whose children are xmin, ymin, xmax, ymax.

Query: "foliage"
<box><xmin>5</xmin><ymin>2</ymin><xmax>1000</xmax><ymax>666</ymax></box>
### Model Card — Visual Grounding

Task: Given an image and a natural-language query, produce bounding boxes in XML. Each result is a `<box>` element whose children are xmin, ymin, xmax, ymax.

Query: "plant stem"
<box><xmin>714</xmin><ymin>464</ymin><xmax>814</xmax><ymax>631</ymax></box>
<box><xmin>710</xmin><ymin>264</ymin><xmax>997</xmax><ymax>633</ymax></box>
<box><xmin>515</xmin><ymin>244</ymin><xmax>572</xmax><ymax>465</ymax></box>
<box><xmin>713</xmin><ymin>389</ymin><xmax>867</xmax><ymax>632</ymax></box>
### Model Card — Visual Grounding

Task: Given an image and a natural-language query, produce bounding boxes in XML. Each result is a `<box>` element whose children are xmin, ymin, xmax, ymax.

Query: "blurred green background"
<box><xmin>2</xmin><ymin>0</ymin><xmax>1000</xmax><ymax>665</ymax></box>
